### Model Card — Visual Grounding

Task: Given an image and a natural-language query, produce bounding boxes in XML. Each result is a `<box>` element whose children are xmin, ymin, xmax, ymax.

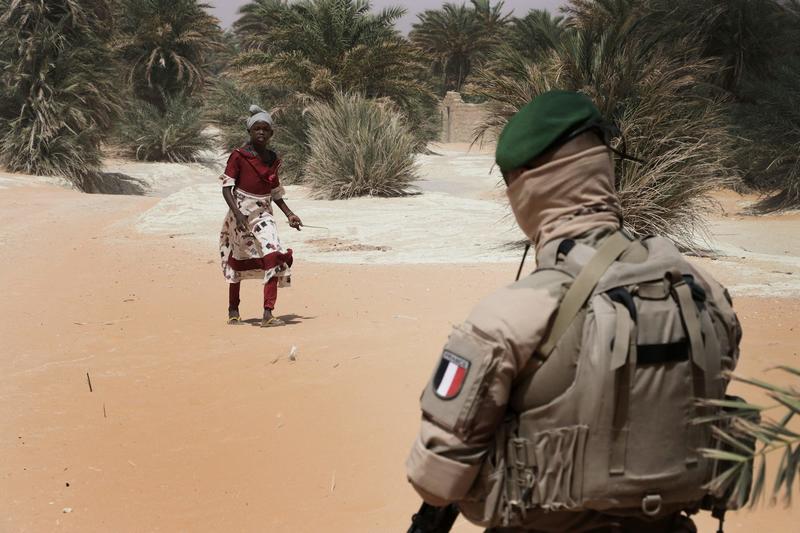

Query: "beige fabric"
<box><xmin>406</xmin><ymin>271</ymin><xmax>565</xmax><ymax>506</ymax></box>
<box><xmin>407</xmin><ymin>130</ymin><xmax>743</xmax><ymax>529</ymax></box>
<box><xmin>406</xmin><ymin>231</ymin><xmax>743</xmax><ymax>529</ymax></box>
<box><xmin>537</xmin><ymin>232</ymin><xmax>632</xmax><ymax>357</ymax></box>
<box><xmin>505</xmin><ymin>145</ymin><xmax>621</xmax><ymax>250</ymax></box>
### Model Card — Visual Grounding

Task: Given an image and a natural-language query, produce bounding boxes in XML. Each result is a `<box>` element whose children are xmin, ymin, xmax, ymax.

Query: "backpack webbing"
<box><xmin>538</xmin><ymin>232</ymin><xmax>633</xmax><ymax>358</ymax></box>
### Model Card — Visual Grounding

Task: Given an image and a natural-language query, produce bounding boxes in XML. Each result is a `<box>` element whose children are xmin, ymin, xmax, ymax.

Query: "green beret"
<box><xmin>495</xmin><ymin>90</ymin><xmax>603</xmax><ymax>174</ymax></box>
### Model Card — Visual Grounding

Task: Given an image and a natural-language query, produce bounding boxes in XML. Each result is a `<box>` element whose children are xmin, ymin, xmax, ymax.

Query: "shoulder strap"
<box><xmin>538</xmin><ymin>232</ymin><xmax>633</xmax><ymax>358</ymax></box>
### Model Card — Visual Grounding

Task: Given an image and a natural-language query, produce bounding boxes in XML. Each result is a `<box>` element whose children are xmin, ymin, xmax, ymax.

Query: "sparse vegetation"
<box><xmin>304</xmin><ymin>92</ymin><xmax>419</xmax><ymax>199</ymax></box>
<box><xmin>0</xmin><ymin>0</ymin><xmax>798</xmax><ymax>212</ymax></box>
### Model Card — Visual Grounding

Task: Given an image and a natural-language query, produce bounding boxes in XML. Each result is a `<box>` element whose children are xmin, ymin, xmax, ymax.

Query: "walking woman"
<box><xmin>219</xmin><ymin>105</ymin><xmax>302</xmax><ymax>327</ymax></box>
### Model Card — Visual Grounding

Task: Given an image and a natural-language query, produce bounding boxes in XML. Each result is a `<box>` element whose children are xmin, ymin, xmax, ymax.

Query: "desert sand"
<box><xmin>1</xmin><ymin>145</ymin><xmax>799</xmax><ymax>532</ymax></box>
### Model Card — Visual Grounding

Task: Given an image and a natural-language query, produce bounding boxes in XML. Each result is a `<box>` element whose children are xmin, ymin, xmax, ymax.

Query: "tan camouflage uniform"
<box><xmin>406</xmin><ymin>137</ymin><xmax>741</xmax><ymax>533</ymax></box>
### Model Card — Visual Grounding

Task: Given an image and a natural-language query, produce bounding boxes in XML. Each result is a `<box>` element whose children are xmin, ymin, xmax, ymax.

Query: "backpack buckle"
<box><xmin>641</xmin><ymin>494</ymin><xmax>663</xmax><ymax>516</ymax></box>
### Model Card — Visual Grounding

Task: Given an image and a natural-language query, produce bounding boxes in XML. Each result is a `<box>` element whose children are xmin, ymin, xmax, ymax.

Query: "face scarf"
<box><xmin>506</xmin><ymin>145</ymin><xmax>622</xmax><ymax>251</ymax></box>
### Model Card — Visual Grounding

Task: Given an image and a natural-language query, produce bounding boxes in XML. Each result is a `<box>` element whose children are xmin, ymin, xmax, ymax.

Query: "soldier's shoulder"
<box><xmin>466</xmin><ymin>268</ymin><xmax>571</xmax><ymax>340</ymax></box>
<box><xmin>517</xmin><ymin>267</ymin><xmax>574</xmax><ymax>290</ymax></box>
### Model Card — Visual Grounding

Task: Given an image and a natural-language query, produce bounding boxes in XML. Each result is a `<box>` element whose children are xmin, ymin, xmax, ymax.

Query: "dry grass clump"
<box><xmin>115</xmin><ymin>98</ymin><xmax>213</xmax><ymax>163</ymax></box>
<box><xmin>304</xmin><ymin>92</ymin><xmax>419</xmax><ymax>199</ymax></box>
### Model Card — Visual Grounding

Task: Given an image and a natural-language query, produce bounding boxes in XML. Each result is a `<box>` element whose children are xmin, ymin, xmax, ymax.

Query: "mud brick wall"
<box><xmin>440</xmin><ymin>91</ymin><xmax>491</xmax><ymax>144</ymax></box>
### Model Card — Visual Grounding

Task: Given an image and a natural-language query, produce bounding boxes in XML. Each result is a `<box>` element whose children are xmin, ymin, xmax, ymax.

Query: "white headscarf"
<box><xmin>246</xmin><ymin>105</ymin><xmax>273</xmax><ymax>130</ymax></box>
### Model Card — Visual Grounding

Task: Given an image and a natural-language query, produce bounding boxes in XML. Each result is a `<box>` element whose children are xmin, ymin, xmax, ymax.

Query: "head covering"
<box><xmin>246</xmin><ymin>105</ymin><xmax>273</xmax><ymax>130</ymax></box>
<box><xmin>505</xmin><ymin>138</ymin><xmax>622</xmax><ymax>250</ymax></box>
<box><xmin>495</xmin><ymin>90</ymin><xmax>606</xmax><ymax>175</ymax></box>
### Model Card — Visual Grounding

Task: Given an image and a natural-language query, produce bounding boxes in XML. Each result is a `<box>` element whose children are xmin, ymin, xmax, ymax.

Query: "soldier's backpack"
<box><xmin>461</xmin><ymin>231</ymin><xmax>750</xmax><ymax>529</ymax></box>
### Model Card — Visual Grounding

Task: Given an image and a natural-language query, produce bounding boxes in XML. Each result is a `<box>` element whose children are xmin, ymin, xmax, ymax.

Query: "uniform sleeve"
<box><xmin>406</xmin><ymin>274</ymin><xmax>566</xmax><ymax>504</ymax></box>
<box><xmin>220</xmin><ymin>151</ymin><xmax>240</xmax><ymax>188</ymax></box>
<box><xmin>270</xmin><ymin>159</ymin><xmax>285</xmax><ymax>201</ymax></box>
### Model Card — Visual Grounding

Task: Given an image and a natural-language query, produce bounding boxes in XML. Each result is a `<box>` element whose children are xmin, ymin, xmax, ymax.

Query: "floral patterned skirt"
<box><xmin>219</xmin><ymin>188</ymin><xmax>293</xmax><ymax>286</ymax></box>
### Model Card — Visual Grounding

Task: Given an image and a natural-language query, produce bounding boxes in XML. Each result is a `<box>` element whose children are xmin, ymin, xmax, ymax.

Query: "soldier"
<box><xmin>406</xmin><ymin>90</ymin><xmax>744</xmax><ymax>533</ymax></box>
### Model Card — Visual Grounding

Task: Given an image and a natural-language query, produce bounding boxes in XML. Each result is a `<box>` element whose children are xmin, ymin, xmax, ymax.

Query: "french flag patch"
<box><xmin>433</xmin><ymin>350</ymin><xmax>471</xmax><ymax>400</ymax></box>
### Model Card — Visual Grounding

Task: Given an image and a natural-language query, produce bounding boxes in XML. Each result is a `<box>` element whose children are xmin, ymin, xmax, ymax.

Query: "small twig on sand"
<box><xmin>103</xmin><ymin>403</ymin><xmax>107</xmax><ymax>418</ymax></box>
<box><xmin>86</xmin><ymin>372</ymin><xmax>93</xmax><ymax>393</ymax></box>
<box><xmin>331</xmin><ymin>471</ymin><xmax>336</xmax><ymax>493</ymax></box>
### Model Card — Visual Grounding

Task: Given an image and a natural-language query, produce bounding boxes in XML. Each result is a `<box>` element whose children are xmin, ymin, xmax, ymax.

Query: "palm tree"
<box><xmin>563</xmin><ymin>0</ymin><xmax>641</xmax><ymax>33</ymax></box>
<box><xmin>508</xmin><ymin>9</ymin><xmax>566</xmax><ymax>62</ymax></box>
<box><xmin>114</xmin><ymin>0</ymin><xmax>223</xmax><ymax>110</ymax></box>
<box><xmin>730</xmin><ymin>51</ymin><xmax>800</xmax><ymax>210</ymax></box>
<box><xmin>469</xmin><ymin>5</ymin><xmax>738</xmax><ymax>250</ymax></box>
<box><xmin>568</xmin><ymin>1</ymin><xmax>794</xmax><ymax>97</ymax></box>
<box><xmin>410</xmin><ymin>0</ymin><xmax>509</xmax><ymax>96</ymax></box>
<box><xmin>235</xmin><ymin>0</ymin><xmax>430</xmax><ymax>107</ymax></box>
<box><xmin>0</xmin><ymin>0</ymin><xmax>121</xmax><ymax>190</ymax></box>
<box><xmin>633</xmin><ymin>0</ymin><xmax>800</xmax><ymax>209</ymax></box>
<box><xmin>641</xmin><ymin>0</ymin><xmax>791</xmax><ymax>96</ymax></box>
<box><xmin>472</xmin><ymin>0</ymin><xmax>510</xmax><ymax>39</ymax></box>
<box><xmin>231</xmin><ymin>0</ymin><xmax>436</xmax><ymax>180</ymax></box>
<box><xmin>233</xmin><ymin>0</ymin><xmax>293</xmax><ymax>54</ymax></box>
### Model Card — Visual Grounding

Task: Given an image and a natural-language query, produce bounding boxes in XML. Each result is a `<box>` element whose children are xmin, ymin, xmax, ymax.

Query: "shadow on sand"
<box><xmin>240</xmin><ymin>314</ymin><xmax>315</xmax><ymax>327</ymax></box>
<box><xmin>82</xmin><ymin>172</ymin><xmax>150</xmax><ymax>196</ymax></box>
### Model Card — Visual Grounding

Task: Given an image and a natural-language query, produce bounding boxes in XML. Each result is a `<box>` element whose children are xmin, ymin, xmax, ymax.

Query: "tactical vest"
<box><xmin>459</xmin><ymin>232</ymin><xmax>741</xmax><ymax>528</ymax></box>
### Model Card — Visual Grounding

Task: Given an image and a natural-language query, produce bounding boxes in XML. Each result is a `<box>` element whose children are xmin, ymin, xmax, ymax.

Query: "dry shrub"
<box><xmin>115</xmin><ymin>97</ymin><xmax>213</xmax><ymax>162</ymax></box>
<box><xmin>304</xmin><ymin>92</ymin><xmax>419</xmax><ymax>199</ymax></box>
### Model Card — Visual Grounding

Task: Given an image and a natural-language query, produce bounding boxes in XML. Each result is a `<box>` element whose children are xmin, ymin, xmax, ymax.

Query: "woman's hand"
<box><xmin>287</xmin><ymin>213</ymin><xmax>303</xmax><ymax>230</ymax></box>
<box><xmin>234</xmin><ymin>211</ymin><xmax>249</xmax><ymax>232</ymax></box>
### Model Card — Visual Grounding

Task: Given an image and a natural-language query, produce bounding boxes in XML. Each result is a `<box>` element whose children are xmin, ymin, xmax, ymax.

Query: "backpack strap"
<box><xmin>608</xmin><ymin>300</ymin><xmax>636</xmax><ymax>475</ymax></box>
<box><xmin>668</xmin><ymin>269</ymin><xmax>717</xmax><ymax>467</ymax></box>
<box><xmin>538</xmin><ymin>232</ymin><xmax>633</xmax><ymax>359</ymax></box>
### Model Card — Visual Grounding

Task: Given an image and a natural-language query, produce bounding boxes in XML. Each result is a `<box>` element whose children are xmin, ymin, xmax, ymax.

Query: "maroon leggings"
<box><xmin>229</xmin><ymin>278</ymin><xmax>278</xmax><ymax>310</ymax></box>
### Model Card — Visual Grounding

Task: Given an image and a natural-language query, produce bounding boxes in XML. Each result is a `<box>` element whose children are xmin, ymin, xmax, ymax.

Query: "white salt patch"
<box><xmin>135</xmin><ymin>184</ymin><xmax>525</xmax><ymax>264</ymax></box>
<box><xmin>124</xmin><ymin>143</ymin><xmax>800</xmax><ymax>296</ymax></box>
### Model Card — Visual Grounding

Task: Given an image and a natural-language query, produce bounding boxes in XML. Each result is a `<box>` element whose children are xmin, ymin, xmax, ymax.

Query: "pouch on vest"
<box><xmin>420</xmin><ymin>325</ymin><xmax>498</xmax><ymax>440</ymax></box>
<box><xmin>492</xmin><ymin>234</ymin><xmax>743</xmax><ymax>528</ymax></box>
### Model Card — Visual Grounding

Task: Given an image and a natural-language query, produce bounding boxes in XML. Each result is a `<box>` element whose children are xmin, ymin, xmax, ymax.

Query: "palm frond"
<box><xmin>701</xmin><ymin>366</ymin><xmax>800</xmax><ymax>507</ymax></box>
<box><xmin>468</xmin><ymin>4</ymin><xmax>739</xmax><ymax>250</ymax></box>
<box><xmin>113</xmin><ymin>0</ymin><xmax>223</xmax><ymax>109</ymax></box>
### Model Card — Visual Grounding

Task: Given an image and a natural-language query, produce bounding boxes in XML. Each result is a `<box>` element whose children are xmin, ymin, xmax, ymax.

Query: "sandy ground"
<box><xmin>1</xmin><ymin>146</ymin><xmax>799</xmax><ymax>532</ymax></box>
